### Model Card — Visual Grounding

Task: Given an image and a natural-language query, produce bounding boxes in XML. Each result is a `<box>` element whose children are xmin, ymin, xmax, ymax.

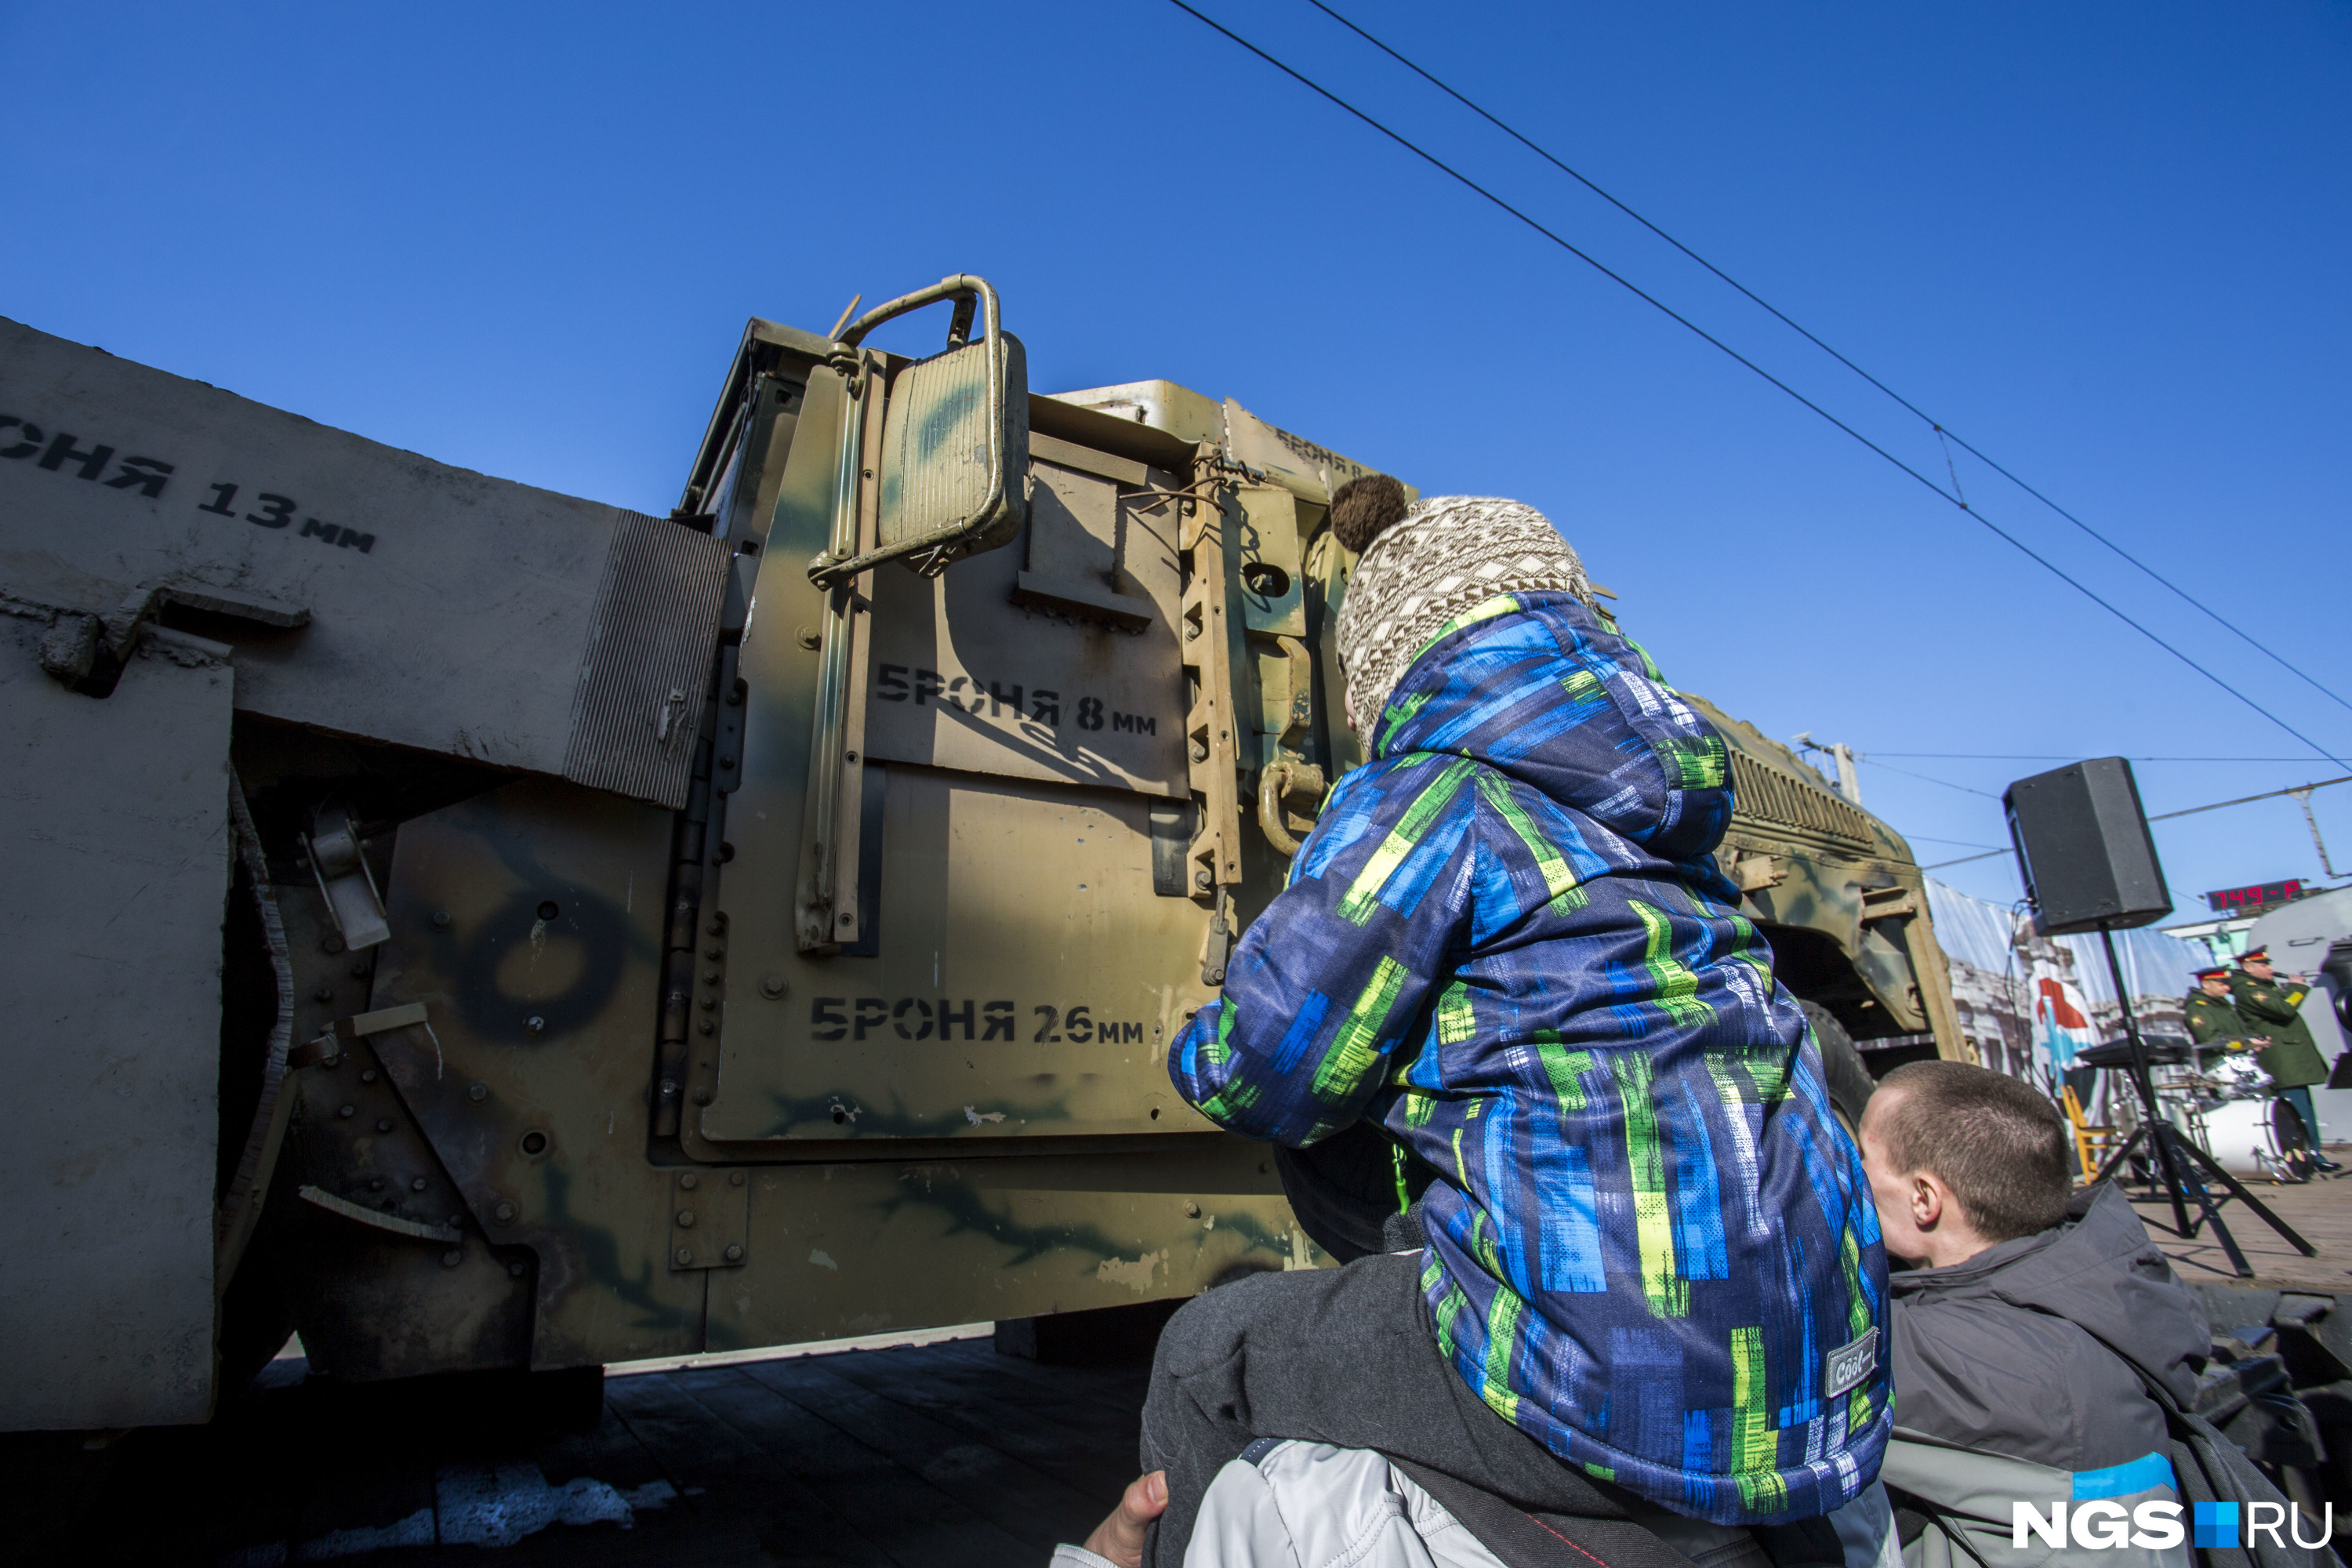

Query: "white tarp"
<box><xmin>1923</xmin><ymin>879</ymin><xmax>2209</xmax><ymax>1086</ymax></box>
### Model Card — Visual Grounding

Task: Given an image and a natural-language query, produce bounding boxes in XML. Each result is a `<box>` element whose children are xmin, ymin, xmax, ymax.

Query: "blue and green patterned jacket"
<box><xmin>1169</xmin><ymin>591</ymin><xmax>1889</xmax><ymax>1526</ymax></box>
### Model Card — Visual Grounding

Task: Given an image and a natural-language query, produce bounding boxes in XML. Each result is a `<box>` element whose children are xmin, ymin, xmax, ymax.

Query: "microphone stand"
<box><xmin>2088</xmin><ymin>921</ymin><xmax>2314</xmax><ymax>1277</ymax></box>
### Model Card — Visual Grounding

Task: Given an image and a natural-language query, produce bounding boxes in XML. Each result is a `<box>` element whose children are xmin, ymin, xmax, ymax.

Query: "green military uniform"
<box><xmin>2186</xmin><ymin>989</ymin><xmax>2254</xmax><ymax>1051</ymax></box>
<box><xmin>2231</xmin><ymin>966</ymin><xmax>2329</xmax><ymax>1088</ymax></box>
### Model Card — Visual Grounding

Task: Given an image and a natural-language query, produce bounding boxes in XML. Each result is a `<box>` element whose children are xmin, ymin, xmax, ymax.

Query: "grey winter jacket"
<box><xmin>1881</xmin><ymin>1184</ymin><xmax>2207</xmax><ymax>1568</ymax></box>
<box><xmin>1051</xmin><ymin>1443</ymin><xmax>1511</xmax><ymax>1568</ymax></box>
<box><xmin>1051</xmin><ymin>1442</ymin><xmax>1784</xmax><ymax>1568</ymax></box>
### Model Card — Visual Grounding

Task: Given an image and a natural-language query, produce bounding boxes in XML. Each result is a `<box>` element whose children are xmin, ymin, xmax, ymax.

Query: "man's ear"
<box><xmin>1910</xmin><ymin>1173</ymin><xmax>1946</xmax><ymax>1231</ymax></box>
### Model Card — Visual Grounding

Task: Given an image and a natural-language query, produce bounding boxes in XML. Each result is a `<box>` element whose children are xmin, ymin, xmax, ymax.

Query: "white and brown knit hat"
<box><xmin>1333</xmin><ymin>493</ymin><xmax>1595</xmax><ymax>743</ymax></box>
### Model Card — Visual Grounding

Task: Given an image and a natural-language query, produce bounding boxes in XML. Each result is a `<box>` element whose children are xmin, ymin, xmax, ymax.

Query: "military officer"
<box><xmin>2232</xmin><ymin>947</ymin><xmax>2340</xmax><ymax>1173</ymax></box>
<box><xmin>2187</xmin><ymin>966</ymin><xmax>2255</xmax><ymax>1051</ymax></box>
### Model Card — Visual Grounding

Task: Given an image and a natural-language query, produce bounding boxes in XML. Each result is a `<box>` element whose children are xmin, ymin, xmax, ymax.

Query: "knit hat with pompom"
<box><xmin>1332</xmin><ymin>493</ymin><xmax>1595</xmax><ymax>745</ymax></box>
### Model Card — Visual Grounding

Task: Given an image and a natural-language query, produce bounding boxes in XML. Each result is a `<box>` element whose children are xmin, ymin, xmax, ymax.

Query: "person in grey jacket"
<box><xmin>1858</xmin><ymin>1061</ymin><xmax>2208</xmax><ymax>1568</ymax></box>
<box><xmin>1052</xmin><ymin>1446</ymin><xmax>1520</xmax><ymax>1568</ymax></box>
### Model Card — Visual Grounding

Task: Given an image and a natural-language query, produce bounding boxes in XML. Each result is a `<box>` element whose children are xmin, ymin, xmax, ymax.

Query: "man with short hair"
<box><xmin>1857</xmin><ymin>1061</ymin><xmax>2206</xmax><ymax>1568</ymax></box>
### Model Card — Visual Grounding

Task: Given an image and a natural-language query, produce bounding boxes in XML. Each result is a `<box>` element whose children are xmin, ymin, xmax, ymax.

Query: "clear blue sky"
<box><xmin>6</xmin><ymin>0</ymin><xmax>2347</xmax><ymax>921</ymax></box>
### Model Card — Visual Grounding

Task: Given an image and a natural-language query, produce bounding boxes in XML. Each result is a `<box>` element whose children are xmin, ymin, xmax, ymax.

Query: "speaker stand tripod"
<box><xmin>2087</xmin><ymin>924</ymin><xmax>2314</xmax><ymax>1277</ymax></box>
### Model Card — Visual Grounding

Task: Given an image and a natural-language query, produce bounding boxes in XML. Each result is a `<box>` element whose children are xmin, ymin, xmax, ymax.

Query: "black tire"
<box><xmin>1800</xmin><ymin>1000</ymin><xmax>1877</xmax><ymax>1136</ymax></box>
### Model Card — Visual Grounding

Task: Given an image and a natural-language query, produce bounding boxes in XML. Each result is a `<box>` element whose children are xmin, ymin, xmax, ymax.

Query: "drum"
<box><xmin>2192</xmin><ymin>1094</ymin><xmax>2310</xmax><ymax>1180</ymax></box>
<box><xmin>2194</xmin><ymin>1097</ymin><xmax>2275</xmax><ymax>1176</ymax></box>
<box><xmin>2205</xmin><ymin>1054</ymin><xmax>2272</xmax><ymax>1102</ymax></box>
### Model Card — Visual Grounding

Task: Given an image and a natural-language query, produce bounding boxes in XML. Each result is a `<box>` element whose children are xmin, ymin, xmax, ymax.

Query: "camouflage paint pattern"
<box><xmin>8</xmin><ymin>295</ymin><xmax>1967</xmax><ymax>1397</ymax></box>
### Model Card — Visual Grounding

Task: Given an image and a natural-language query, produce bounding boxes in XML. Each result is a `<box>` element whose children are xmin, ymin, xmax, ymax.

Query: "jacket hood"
<box><xmin>1371</xmin><ymin>591</ymin><xmax>1734</xmax><ymax>863</ymax></box>
<box><xmin>1891</xmin><ymin>1181</ymin><xmax>2208</xmax><ymax>1406</ymax></box>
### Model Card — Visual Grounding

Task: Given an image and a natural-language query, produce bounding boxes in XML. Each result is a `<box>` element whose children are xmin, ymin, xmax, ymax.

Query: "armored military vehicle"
<box><xmin>0</xmin><ymin>274</ymin><xmax>1966</xmax><ymax>1432</ymax></box>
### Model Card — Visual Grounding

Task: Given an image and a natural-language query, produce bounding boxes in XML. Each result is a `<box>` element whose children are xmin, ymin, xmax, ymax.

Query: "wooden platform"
<box><xmin>2135</xmin><ymin>1160</ymin><xmax>2352</xmax><ymax>1292</ymax></box>
<box><xmin>70</xmin><ymin>1336</ymin><xmax>1148</xmax><ymax>1566</ymax></box>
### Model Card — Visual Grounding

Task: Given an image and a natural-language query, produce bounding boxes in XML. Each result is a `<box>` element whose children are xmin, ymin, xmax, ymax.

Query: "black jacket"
<box><xmin>1888</xmin><ymin>1182</ymin><xmax>2207</xmax><ymax>1472</ymax></box>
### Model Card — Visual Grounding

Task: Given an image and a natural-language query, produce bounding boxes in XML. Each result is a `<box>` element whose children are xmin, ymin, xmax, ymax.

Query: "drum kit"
<box><xmin>2156</xmin><ymin>1050</ymin><xmax>2318</xmax><ymax>1185</ymax></box>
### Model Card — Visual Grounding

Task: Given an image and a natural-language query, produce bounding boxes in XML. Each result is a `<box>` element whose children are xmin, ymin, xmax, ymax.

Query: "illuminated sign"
<box><xmin>2204</xmin><ymin>880</ymin><xmax>2305</xmax><ymax>915</ymax></box>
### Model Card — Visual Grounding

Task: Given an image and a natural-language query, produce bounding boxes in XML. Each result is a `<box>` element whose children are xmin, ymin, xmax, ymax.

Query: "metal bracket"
<box><xmin>103</xmin><ymin>580</ymin><xmax>309</xmax><ymax>661</ymax></box>
<box><xmin>1199</xmin><ymin>888</ymin><xmax>1236</xmax><ymax>988</ymax></box>
<box><xmin>1181</xmin><ymin>457</ymin><xmax>1245</xmax><ymax>903</ymax></box>
<box><xmin>289</xmin><ymin>1000</ymin><xmax>431</xmax><ymax>1071</ymax></box>
<box><xmin>1860</xmin><ymin>886</ymin><xmax>1918</xmax><ymax>923</ymax></box>
<box><xmin>667</xmin><ymin>1167</ymin><xmax>749</xmax><ymax>1271</ymax></box>
<box><xmin>303</xmin><ymin>804</ymin><xmax>390</xmax><ymax>951</ymax></box>
<box><xmin>796</xmin><ymin>359</ymin><xmax>880</xmax><ymax>952</ymax></box>
<box><xmin>1256</xmin><ymin>760</ymin><xmax>1327</xmax><ymax>858</ymax></box>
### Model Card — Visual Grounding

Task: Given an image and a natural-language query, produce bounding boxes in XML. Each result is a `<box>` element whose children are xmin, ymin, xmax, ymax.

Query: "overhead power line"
<box><xmin>1855</xmin><ymin>758</ymin><xmax>2000</xmax><ymax>798</ymax></box>
<box><xmin>1922</xmin><ymin>849</ymin><xmax>2009</xmax><ymax>870</ymax></box>
<box><xmin>1162</xmin><ymin>0</ymin><xmax>2351</xmax><ymax>773</ymax></box>
<box><xmin>1302</xmin><ymin>0</ymin><xmax>2352</xmax><ymax>723</ymax></box>
<box><xmin>1919</xmin><ymin>775</ymin><xmax>2352</xmax><ymax>871</ymax></box>
<box><xmin>2146</xmin><ymin>775</ymin><xmax>2352</xmax><ymax>822</ymax></box>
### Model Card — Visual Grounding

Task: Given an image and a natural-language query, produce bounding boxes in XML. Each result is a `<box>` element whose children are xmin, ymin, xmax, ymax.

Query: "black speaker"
<box><xmin>2003</xmin><ymin>757</ymin><xmax>2173</xmax><ymax>935</ymax></box>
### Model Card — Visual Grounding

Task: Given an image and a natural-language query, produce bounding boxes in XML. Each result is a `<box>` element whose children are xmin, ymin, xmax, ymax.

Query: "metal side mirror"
<box><xmin>808</xmin><ymin>275</ymin><xmax>1029</xmax><ymax>590</ymax></box>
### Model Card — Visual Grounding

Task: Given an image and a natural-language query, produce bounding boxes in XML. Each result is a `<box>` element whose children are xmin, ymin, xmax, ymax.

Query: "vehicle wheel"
<box><xmin>1800</xmin><ymin>1000</ymin><xmax>1876</xmax><ymax>1137</ymax></box>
